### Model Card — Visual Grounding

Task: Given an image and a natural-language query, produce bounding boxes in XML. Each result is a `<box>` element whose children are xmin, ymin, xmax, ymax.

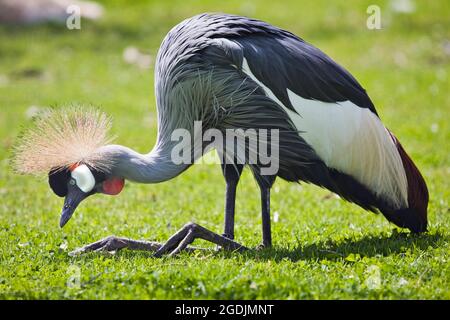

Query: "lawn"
<box><xmin>0</xmin><ymin>0</ymin><xmax>449</xmax><ymax>299</ymax></box>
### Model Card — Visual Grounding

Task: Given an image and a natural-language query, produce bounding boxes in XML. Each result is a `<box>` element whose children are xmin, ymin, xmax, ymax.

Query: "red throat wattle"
<box><xmin>102</xmin><ymin>177</ymin><xmax>125</xmax><ymax>195</ymax></box>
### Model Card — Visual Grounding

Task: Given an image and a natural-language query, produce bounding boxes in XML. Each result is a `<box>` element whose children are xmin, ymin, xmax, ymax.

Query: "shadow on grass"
<box><xmin>242</xmin><ymin>230</ymin><xmax>447</xmax><ymax>262</ymax></box>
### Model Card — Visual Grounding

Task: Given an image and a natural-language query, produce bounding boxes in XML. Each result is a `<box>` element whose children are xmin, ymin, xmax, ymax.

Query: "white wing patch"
<box><xmin>241</xmin><ymin>58</ymin><xmax>408</xmax><ymax>208</ymax></box>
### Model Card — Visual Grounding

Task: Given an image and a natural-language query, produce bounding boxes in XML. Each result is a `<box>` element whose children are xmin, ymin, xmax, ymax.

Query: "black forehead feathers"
<box><xmin>48</xmin><ymin>168</ymin><xmax>70</xmax><ymax>197</ymax></box>
<box><xmin>48</xmin><ymin>164</ymin><xmax>107</xmax><ymax>197</ymax></box>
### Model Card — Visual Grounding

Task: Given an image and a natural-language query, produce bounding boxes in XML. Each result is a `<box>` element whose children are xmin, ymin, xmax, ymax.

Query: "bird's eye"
<box><xmin>69</xmin><ymin>178</ymin><xmax>76</xmax><ymax>186</ymax></box>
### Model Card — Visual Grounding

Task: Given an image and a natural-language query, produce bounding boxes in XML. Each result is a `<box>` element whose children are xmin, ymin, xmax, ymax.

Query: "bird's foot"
<box><xmin>68</xmin><ymin>223</ymin><xmax>247</xmax><ymax>257</ymax></box>
<box><xmin>68</xmin><ymin>236</ymin><xmax>162</xmax><ymax>256</ymax></box>
<box><xmin>154</xmin><ymin>222</ymin><xmax>247</xmax><ymax>258</ymax></box>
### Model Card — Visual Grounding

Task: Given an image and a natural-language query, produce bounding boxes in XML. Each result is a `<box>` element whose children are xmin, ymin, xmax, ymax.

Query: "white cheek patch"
<box><xmin>71</xmin><ymin>164</ymin><xmax>96</xmax><ymax>193</ymax></box>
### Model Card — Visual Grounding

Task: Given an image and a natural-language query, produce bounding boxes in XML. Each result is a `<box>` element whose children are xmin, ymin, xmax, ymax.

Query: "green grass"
<box><xmin>0</xmin><ymin>0</ymin><xmax>449</xmax><ymax>299</ymax></box>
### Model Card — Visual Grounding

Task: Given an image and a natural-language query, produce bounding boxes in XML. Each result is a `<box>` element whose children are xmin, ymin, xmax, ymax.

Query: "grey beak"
<box><xmin>60</xmin><ymin>186</ymin><xmax>88</xmax><ymax>228</ymax></box>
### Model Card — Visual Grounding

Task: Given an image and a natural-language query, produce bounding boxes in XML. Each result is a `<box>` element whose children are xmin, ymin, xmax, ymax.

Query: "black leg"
<box><xmin>221</xmin><ymin>163</ymin><xmax>243</xmax><ymax>240</ymax></box>
<box><xmin>260</xmin><ymin>186</ymin><xmax>272</xmax><ymax>247</ymax></box>
<box><xmin>253</xmin><ymin>173</ymin><xmax>276</xmax><ymax>248</ymax></box>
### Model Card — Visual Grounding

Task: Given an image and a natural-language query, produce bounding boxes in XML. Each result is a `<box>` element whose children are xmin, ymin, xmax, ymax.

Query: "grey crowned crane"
<box><xmin>13</xmin><ymin>13</ymin><xmax>428</xmax><ymax>256</ymax></box>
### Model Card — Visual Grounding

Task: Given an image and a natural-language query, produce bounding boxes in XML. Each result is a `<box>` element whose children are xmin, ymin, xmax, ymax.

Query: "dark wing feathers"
<box><xmin>236</xmin><ymin>35</ymin><xmax>377</xmax><ymax>115</ymax></box>
<box><xmin>184</xmin><ymin>13</ymin><xmax>378</xmax><ymax>115</ymax></box>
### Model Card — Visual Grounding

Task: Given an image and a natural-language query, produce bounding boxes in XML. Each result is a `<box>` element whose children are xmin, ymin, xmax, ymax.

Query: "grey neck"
<box><xmin>98</xmin><ymin>144</ymin><xmax>189</xmax><ymax>183</ymax></box>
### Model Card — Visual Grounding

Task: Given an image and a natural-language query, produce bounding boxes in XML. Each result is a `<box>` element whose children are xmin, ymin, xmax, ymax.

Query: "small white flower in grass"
<box><xmin>364</xmin><ymin>265</ymin><xmax>381</xmax><ymax>290</ymax></box>
<box><xmin>249</xmin><ymin>282</ymin><xmax>258</xmax><ymax>290</ymax></box>
<box><xmin>273</xmin><ymin>211</ymin><xmax>279</xmax><ymax>223</ymax></box>
<box><xmin>430</xmin><ymin>123</ymin><xmax>439</xmax><ymax>133</ymax></box>
<box><xmin>397</xmin><ymin>277</ymin><xmax>408</xmax><ymax>287</ymax></box>
<box><xmin>59</xmin><ymin>241</ymin><xmax>68</xmax><ymax>251</ymax></box>
<box><xmin>349</xmin><ymin>223</ymin><xmax>359</xmax><ymax>231</ymax></box>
